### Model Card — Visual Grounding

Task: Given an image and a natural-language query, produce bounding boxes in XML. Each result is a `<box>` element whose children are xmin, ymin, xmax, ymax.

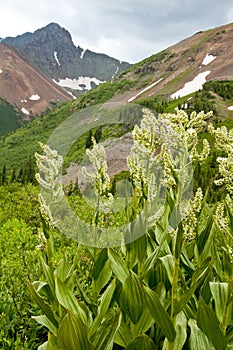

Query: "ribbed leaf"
<box><xmin>94</xmin><ymin>260</ymin><xmax>112</xmax><ymax>295</ymax></box>
<box><xmin>32</xmin><ymin>315</ymin><xmax>57</xmax><ymax>336</ymax></box>
<box><xmin>144</xmin><ymin>286</ymin><xmax>176</xmax><ymax>342</ymax></box>
<box><xmin>98</xmin><ymin>278</ymin><xmax>116</xmax><ymax>317</ymax></box>
<box><xmin>38</xmin><ymin>342</ymin><xmax>48</xmax><ymax>350</ymax></box>
<box><xmin>115</xmin><ymin>318</ymin><xmax>133</xmax><ymax>347</ymax></box>
<box><xmin>28</xmin><ymin>281</ymin><xmax>58</xmax><ymax>328</ymax></box>
<box><xmin>125</xmin><ymin>334</ymin><xmax>156</xmax><ymax>350</ymax></box>
<box><xmin>58</xmin><ymin>312</ymin><xmax>94</xmax><ymax>350</ymax></box>
<box><xmin>108</xmin><ymin>248</ymin><xmax>129</xmax><ymax>284</ymax></box>
<box><xmin>210</xmin><ymin>282</ymin><xmax>228</xmax><ymax>324</ymax></box>
<box><xmin>174</xmin><ymin>257</ymin><xmax>211</xmax><ymax>316</ymax></box>
<box><xmin>160</xmin><ymin>255</ymin><xmax>174</xmax><ymax>284</ymax></box>
<box><xmin>90</xmin><ymin>309</ymin><xmax>122</xmax><ymax>350</ymax></box>
<box><xmin>40</xmin><ymin>258</ymin><xmax>56</xmax><ymax>298</ymax></box>
<box><xmin>188</xmin><ymin>319</ymin><xmax>211</xmax><ymax>350</ymax></box>
<box><xmin>197</xmin><ymin>298</ymin><xmax>226</xmax><ymax>350</ymax></box>
<box><xmin>197</xmin><ymin>206</ymin><xmax>215</xmax><ymax>257</ymax></box>
<box><xmin>173</xmin><ymin>312</ymin><xmax>187</xmax><ymax>350</ymax></box>
<box><xmin>119</xmin><ymin>271</ymin><xmax>145</xmax><ymax>324</ymax></box>
<box><xmin>55</xmin><ymin>276</ymin><xmax>88</xmax><ymax>325</ymax></box>
<box><xmin>93</xmin><ymin>249</ymin><xmax>108</xmax><ymax>279</ymax></box>
<box><xmin>55</xmin><ymin>258</ymin><xmax>72</xmax><ymax>282</ymax></box>
<box><xmin>133</xmin><ymin>307</ymin><xmax>154</xmax><ymax>336</ymax></box>
<box><xmin>89</xmin><ymin>278</ymin><xmax>116</xmax><ymax>339</ymax></box>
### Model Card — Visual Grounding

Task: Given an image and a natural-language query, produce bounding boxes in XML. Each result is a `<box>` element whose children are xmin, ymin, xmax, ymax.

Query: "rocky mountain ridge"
<box><xmin>3</xmin><ymin>23</ymin><xmax>131</xmax><ymax>96</ymax></box>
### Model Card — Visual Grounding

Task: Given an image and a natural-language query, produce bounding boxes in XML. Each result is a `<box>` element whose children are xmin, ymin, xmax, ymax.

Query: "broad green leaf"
<box><xmin>173</xmin><ymin>312</ymin><xmax>187</xmax><ymax>350</ymax></box>
<box><xmin>94</xmin><ymin>259</ymin><xmax>112</xmax><ymax>295</ymax></box>
<box><xmin>28</xmin><ymin>281</ymin><xmax>58</xmax><ymax>328</ymax></box>
<box><xmin>188</xmin><ymin>319</ymin><xmax>212</xmax><ymax>350</ymax></box>
<box><xmin>89</xmin><ymin>278</ymin><xmax>116</xmax><ymax>339</ymax></box>
<box><xmin>160</xmin><ymin>255</ymin><xmax>174</xmax><ymax>284</ymax></box>
<box><xmin>40</xmin><ymin>258</ymin><xmax>56</xmax><ymax>298</ymax></box>
<box><xmin>141</xmin><ymin>228</ymin><xmax>169</xmax><ymax>277</ymax></box>
<box><xmin>55</xmin><ymin>276</ymin><xmax>88</xmax><ymax>325</ymax></box>
<box><xmin>161</xmin><ymin>313</ymin><xmax>187</xmax><ymax>350</ymax></box>
<box><xmin>98</xmin><ymin>278</ymin><xmax>116</xmax><ymax>317</ymax></box>
<box><xmin>210</xmin><ymin>282</ymin><xmax>228</xmax><ymax>324</ymax></box>
<box><xmin>93</xmin><ymin>249</ymin><xmax>108</xmax><ymax>279</ymax></box>
<box><xmin>125</xmin><ymin>334</ymin><xmax>156</xmax><ymax>350</ymax></box>
<box><xmin>115</xmin><ymin>318</ymin><xmax>133</xmax><ymax>347</ymax></box>
<box><xmin>119</xmin><ymin>271</ymin><xmax>145</xmax><ymax>324</ymax></box>
<box><xmin>197</xmin><ymin>206</ymin><xmax>215</xmax><ymax>258</ymax></box>
<box><xmin>38</xmin><ymin>342</ymin><xmax>48</xmax><ymax>350</ymax></box>
<box><xmin>58</xmin><ymin>312</ymin><xmax>94</xmax><ymax>350</ymax></box>
<box><xmin>197</xmin><ymin>298</ymin><xmax>226</xmax><ymax>350</ymax></box>
<box><xmin>132</xmin><ymin>218</ymin><xmax>147</xmax><ymax>262</ymax></box>
<box><xmin>174</xmin><ymin>257</ymin><xmax>211</xmax><ymax>316</ymax></box>
<box><xmin>37</xmin><ymin>334</ymin><xmax>60</xmax><ymax>350</ymax></box>
<box><xmin>55</xmin><ymin>258</ymin><xmax>72</xmax><ymax>283</ymax></box>
<box><xmin>108</xmin><ymin>248</ymin><xmax>129</xmax><ymax>284</ymax></box>
<box><xmin>144</xmin><ymin>286</ymin><xmax>176</xmax><ymax>342</ymax></box>
<box><xmin>133</xmin><ymin>307</ymin><xmax>154</xmax><ymax>336</ymax></box>
<box><xmin>90</xmin><ymin>309</ymin><xmax>122</xmax><ymax>350</ymax></box>
<box><xmin>32</xmin><ymin>315</ymin><xmax>57</xmax><ymax>336</ymax></box>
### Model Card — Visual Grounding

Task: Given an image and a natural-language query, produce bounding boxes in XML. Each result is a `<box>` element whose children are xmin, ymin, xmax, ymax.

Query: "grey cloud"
<box><xmin>1</xmin><ymin>0</ymin><xmax>233</xmax><ymax>62</ymax></box>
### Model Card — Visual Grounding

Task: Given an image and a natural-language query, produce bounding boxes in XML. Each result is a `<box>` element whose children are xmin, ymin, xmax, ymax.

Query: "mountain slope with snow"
<box><xmin>0</xmin><ymin>43</ymin><xmax>71</xmax><ymax>116</ymax></box>
<box><xmin>3</xmin><ymin>23</ymin><xmax>131</xmax><ymax>97</ymax></box>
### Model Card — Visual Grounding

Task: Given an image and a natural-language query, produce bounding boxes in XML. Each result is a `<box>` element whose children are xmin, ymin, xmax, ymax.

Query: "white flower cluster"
<box><xmin>162</xmin><ymin>110</ymin><xmax>211</xmax><ymax>163</ymax></box>
<box><xmin>214</xmin><ymin>202</ymin><xmax>229</xmax><ymax>234</ymax></box>
<box><xmin>208</xmin><ymin>125</ymin><xmax>233</xmax><ymax>194</ymax></box>
<box><xmin>183</xmin><ymin>187</ymin><xmax>203</xmax><ymax>241</ymax></box>
<box><xmin>36</xmin><ymin>228</ymin><xmax>47</xmax><ymax>250</ymax></box>
<box><xmin>35</xmin><ymin>142</ymin><xmax>63</xmax><ymax>197</ymax></box>
<box><xmin>127</xmin><ymin>108</ymin><xmax>164</xmax><ymax>199</ymax></box>
<box><xmin>35</xmin><ymin>142</ymin><xmax>64</xmax><ymax>226</ymax></box>
<box><xmin>82</xmin><ymin>137</ymin><xmax>114</xmax><ymax>215</ymax></box>
<box><xmin>214</xmin><ymin>199</ymin><xmax>233</xmax><ymax>262</ymax></box>
<box><xmin>82</xmin><ymin>137</ymin><xmax>111</xmax><ymax>197</ymax></box>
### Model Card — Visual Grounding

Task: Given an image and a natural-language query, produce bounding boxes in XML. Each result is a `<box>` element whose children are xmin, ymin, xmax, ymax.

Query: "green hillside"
<box><xmin>0</xmin><ymin>98</ymin><xmax>25</xmax><ymax>136</ymax></box>
<box><xmin>0</xmin><ymin>78</ymin><xmax>233</xmax><ymax>182</ymax></box>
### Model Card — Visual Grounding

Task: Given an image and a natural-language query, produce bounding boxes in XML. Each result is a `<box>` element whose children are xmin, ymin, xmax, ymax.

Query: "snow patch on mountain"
<box><xmin>228</xmin><ymin>106</ymin><xmax>233</xmax><ymax>111</ymax></box>
<box><xmin>80</xmin><ymin>49</ymin><xmax>86</xmax><ymax>59</ymax></box>
<box><xmin>21</xmin><ymin>107</ymin><xmax>30</xmax><ymax>115</ymax></box>
<box><xmin>202</xmin><ymin>53</ymin><xmax>216</xmax><ymax>65</ymax></box>
<box><xmin>29</xmin><ymin>94</ymin><xmax>40</xmax><ymax>101</ymax></box>
<box><xmin>112</xmin><ymin>66</ymin><xmax>119</xmax><ymax>79</ymax></box>
<box><xmin>53</xmin><ymin>76</ymin><xmax>105</xmax><ymax>91</ymax></box>
<box><xmin>171</xmin><ymin>71</ymin><xmax>211</xmax><ymax>99</ymax></box>
<box><xmin>66</xmin><ymin>90</ymin><xmax>77</xmax><ymax>99</ymax></box>
<box><xmin>128</xmin><ymin>78</ymin><xmax>163</xmax><ymax>102</ymax></box>
<box><xmin>54</xmin><ymin>51</ymin><xmax>61</xmax><ymax>66</ymax></box>
<box><xmin>0</xmin><ymin>68</ymin><xmax>2</xmax><ymax>73</ymax></box>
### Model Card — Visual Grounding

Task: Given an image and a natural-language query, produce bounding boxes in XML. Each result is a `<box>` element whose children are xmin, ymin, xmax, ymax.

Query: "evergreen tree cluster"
<box><xmin>0</xmin><ymin>157</ymin><xmax>36</xmax><ymax>185</ymax></box>
<box><xmin>204</xmin><ymin>80</ymin><xmax>233</xmax><ymax>100</ymax></box>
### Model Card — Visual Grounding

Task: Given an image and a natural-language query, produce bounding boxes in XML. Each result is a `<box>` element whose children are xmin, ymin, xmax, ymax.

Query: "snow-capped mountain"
<box><xmin>3</xmin><ymin>23</ymin><xmax>131</xmax><ymax>97</ymax></box>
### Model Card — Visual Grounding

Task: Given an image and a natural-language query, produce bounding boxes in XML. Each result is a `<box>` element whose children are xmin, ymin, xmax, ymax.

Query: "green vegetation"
<box><xmin>0</xmin><ymin>98</ymin><xmax>26</xmax><ymax>136</ymax></box>
<box><xmin>1</xmin><ymin>37</ymin><xmax>233</xmax><ymax>348</ymax></box>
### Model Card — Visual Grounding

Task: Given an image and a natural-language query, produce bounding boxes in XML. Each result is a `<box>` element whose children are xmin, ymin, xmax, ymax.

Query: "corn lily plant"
<box><xmin>30</xmin><ymin>109</ymin><xmax>233</xmax><ymax>350</ymax></box>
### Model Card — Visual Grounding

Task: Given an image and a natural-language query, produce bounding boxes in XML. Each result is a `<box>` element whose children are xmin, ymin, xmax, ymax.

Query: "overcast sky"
<box><xmin>1</xmin><ymin>0</ymin><xmax>233</xmax><ymax>63</ymax></box>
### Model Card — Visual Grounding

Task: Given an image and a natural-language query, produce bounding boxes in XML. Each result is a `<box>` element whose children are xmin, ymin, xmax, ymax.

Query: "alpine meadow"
<box><xmin>1</xmin><ymin>21</ymin><xmax>233</xmax><ymax>350</ymax></box>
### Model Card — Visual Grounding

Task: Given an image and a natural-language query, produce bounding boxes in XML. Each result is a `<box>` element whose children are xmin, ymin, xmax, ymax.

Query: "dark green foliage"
<box><xmin>204</xmin><ymin>80</ymin><xmax>233</xmax><ymax>100</ymax></box>
<box><xmin>0</xmin><ymin>98</ymin><xmax>25</xmax><ymax>136</ymax></box>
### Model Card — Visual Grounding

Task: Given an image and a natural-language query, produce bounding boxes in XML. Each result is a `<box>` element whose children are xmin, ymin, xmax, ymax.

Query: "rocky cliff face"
<box><xmin>3</xmin><ymin>23</ymin><xmax>131</xmax><ymax>95</ymax></box>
